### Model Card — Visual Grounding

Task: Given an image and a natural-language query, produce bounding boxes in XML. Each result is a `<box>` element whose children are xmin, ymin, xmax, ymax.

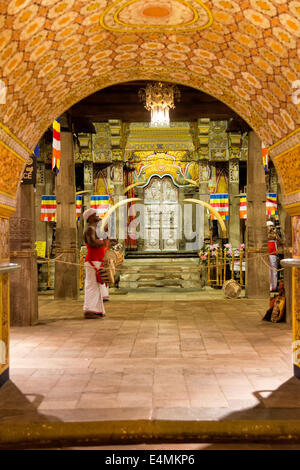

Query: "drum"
<box><xmin>100</xmin><ymin>259</ymin><xmax>115</xmax><ymax>286</ymax></box>
<box><xmin>222</xmin><ymin>279</ymin><xmax>242</xmax><ymax>299</ymax></box>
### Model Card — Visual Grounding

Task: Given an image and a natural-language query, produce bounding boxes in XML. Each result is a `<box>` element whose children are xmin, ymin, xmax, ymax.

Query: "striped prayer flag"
<box><xmin>240</xmin><ymin>195</ymin><xmax>247</xmax><ymax>219</ymax></box>
<box><xmin>266</xmin><ymin>193</ymin><xmax>278</xmax><ymax>216</ymax></box>
<box><xmin>76</xmin><ymin>195</ymin><xmax>82</xmax><ymax>220</ymax></box>
<box><xmin>210</xmin><ymin>193</ymin><xmax>229</xmax><ymax>220</ymax></box>
<box><xmin>40</xmin><ymin>195</ymin><xmax>56</xmax><ymax>222</ymax></box>
<box><xmin>52</xmin><ymin>117</ymin><xmax>61</xmax><ymax>175</ymax></box>
<box><xmin>262</xmin><ymin>142</ymin><xmax>269</xmax><ymax>173</ymax></box>
<box><xmin>90</xmin><ymin>195</ymin><xmax>110</xmax><ymax>216</ymax></box>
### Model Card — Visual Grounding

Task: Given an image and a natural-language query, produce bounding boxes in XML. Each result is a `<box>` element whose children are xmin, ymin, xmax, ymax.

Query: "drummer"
<box><xmin>97</xmin><ymin>214</ymin><xmax>110</xmax><ymax>302</ymax></box>
<box><xmin>83</xmin><ymin>208</ymin><xmax>108</xmax><ymax>319</ymax></box>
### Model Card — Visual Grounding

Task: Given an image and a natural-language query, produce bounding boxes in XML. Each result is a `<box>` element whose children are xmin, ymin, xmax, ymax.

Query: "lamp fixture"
<box><xmin>138</xmin><ymin>82</ymin><xmax>180</xmax><ymax>127</ymax></box>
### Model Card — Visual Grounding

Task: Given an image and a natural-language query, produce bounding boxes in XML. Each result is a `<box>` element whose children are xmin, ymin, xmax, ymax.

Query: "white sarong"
<box><xmin>83</xmin><ymin>261</ymin><xmax>106</xmax><ymax>315</ymax></box>
<box><xmin>269</xmin><ymin>254</ymin><xmax>278</xmax><ymax>292</ymax></box>
<box><xmin>101</xmin><ymin>283</ymin><xmax>109</xmax><ymax>300</ymax></box>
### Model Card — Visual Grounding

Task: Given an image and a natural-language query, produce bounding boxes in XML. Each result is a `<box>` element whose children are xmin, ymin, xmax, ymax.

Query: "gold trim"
<box><xmin>0</xmin><ymin>204</ymin><xmax>16</xmax><ymax>219</ymax></box>
<box><xmin>100</xmin><ymin>0</ymin><xmax>213</xmax><ymax>33</ymax></box>
<box><xmin>283</xmin><ymin>202</ymin><xmax>300</xmax><ymax>217</ymax></box>
<box><xmin>0</xmin><ymin>122</ymin><xmax>32</xmax><ymax>155</ymax></box>
<box><xmin>268</xmin><ymin>127</ymin><xmax>300</xmax><ymax>152</ymax></box>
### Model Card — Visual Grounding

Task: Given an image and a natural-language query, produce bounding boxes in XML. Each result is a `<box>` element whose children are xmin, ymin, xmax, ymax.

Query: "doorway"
<box><xmin>143</xmin><ymin>176</ymin><xmax>179</xmax><ymax>252</ymax></box>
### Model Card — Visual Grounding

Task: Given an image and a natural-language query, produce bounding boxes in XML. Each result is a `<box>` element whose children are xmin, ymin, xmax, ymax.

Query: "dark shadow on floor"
<box><xmin>0</xmin><ymin>380</ymin><xmax>61</xmax><ymax>423</ymax></box>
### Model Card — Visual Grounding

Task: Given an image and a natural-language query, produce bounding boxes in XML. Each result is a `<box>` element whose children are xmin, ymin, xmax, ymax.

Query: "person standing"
<box><xmin>83</xmin><ymin>208</ymin><xmax>108</xmax><ymax>319</ymax></box>
<box><xmin>267</xmin><ymin>220</ymin><xmax>282</xmax><ymax>292</ymax></box>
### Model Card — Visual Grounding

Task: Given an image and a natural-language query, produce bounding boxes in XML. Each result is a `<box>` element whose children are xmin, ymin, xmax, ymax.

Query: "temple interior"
<box><xmin>0</xmin><ymin>0</ymin><xmax>299</xmax><ymax>450</ymax></box>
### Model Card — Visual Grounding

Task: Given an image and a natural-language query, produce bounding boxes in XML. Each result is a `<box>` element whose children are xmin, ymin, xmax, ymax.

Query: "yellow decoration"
<box><xmin>35</xmin><ymin>241</ymin><xmax>46</xmax><ymax>258</ymax></box>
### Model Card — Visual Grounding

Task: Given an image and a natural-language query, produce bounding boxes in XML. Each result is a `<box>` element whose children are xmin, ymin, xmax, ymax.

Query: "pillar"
<box><xmin>228</xmin><ymin>159</ymin><xmax>240</xmax><ymax>247</ymax></box>
<box><xmin>199</xmin><ymin>160</ymin><xmax>210</xmax><ymax>242</ymax></box>
<box><xmin>0</xmin><ymin>125</ymin><xmax>28</xmax><ymax>386</ymax></box>
<box><xmin>245</xmin><ymin>131</ymin><xmax>269</xmax><ymax>298</ymax></box>
<box><xmin>54</xmin><ymin>114</ymin><xmax>79</xmax><ymax>300</ymax></box>
<box><xmin>9</xmin><ymin>185</ymin><xmax>38</xmax><ymax>325</ymax></box>
<box><xmin>111</xmin><ymin>162</ymin><xmax>125</xmax><ymax>245</ymax></box>
<box><xmin>83</xmin><ymin>161</ymin><xmax>93</xmax><ymax>212</ymax></box>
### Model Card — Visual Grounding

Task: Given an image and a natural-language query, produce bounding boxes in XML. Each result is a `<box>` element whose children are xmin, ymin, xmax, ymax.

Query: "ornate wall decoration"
<box><xmin>0</xmin><ymin>218</ymin><xmax>9</xmax><ymax>261</ymax></box>
<box><xmin>292</xmin><ymin>215</ymin><xmax>300</xmax><ymax>259</ymax></box>
<box><xmin>0</xmin><ymin>273</ymin><xmax>9</xmax><ymax>379</ymax></box>
<box><xmin>274</xmin><ymin>144</ymin><xmax>300</xmax><ymax>197</ymax></box>
<box><xmin>100</xmin><ymin>0</ymin><xmax>213</xmax><ymax>33</ymax></box>
<box><xmin>229</xmin><ymin>160</ymin><xmax>239</xmax><ymax>184</ymax></box>
<box><xmin>0</xmin><ymin>141</ymin><xmax>25</xmax><ymax>200</ymax></box>
<box><xmin>92</xmin><ymin>123</ymin><xmax>112</xmax><ymax>162</ymax></box>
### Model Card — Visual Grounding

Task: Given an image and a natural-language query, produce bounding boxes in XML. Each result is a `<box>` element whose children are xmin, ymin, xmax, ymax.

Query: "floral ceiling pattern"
<box><xmin>0</xmin><ymin>0</ymin><xmax>299</xmax><ymax>149</ymax></box>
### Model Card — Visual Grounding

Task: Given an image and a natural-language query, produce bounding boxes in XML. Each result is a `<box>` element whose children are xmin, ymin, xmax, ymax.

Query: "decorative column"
<box><xmin>0</xmin><ymin>124</ymin><xmax>28</xmax><ymax>386</ymax></box>
<box><xmin>228</xmin><ymin>132</ymin><xmax>242</xmax><ymax>247</ymax></box>
<box><xmin>54</xmin><ymin>114</ymin><xmax>79</xmax><ymax>300</ymax></box>
<box><xmin>9</xmin><ymin>184</ymin><xmax>38</xmax><ymax>325</ymax></box>
<box><xmin>272</xmin><ymin>129</ymin><xmax>300</xmax><ymax>379</ymax></box>
<box><xmin>83</xmin><ymin>160</ymin><xmax>93</xmax><ymax>211</ymax></box>
<box><xmin>198</xmin><ymin>118</ymin><xmax>210</xmax><ymax>241</ymax></box>
<box><xmin>245</xmin><ymin>131</ymin><xmax>269</xmax><ymax>298</ymax></box>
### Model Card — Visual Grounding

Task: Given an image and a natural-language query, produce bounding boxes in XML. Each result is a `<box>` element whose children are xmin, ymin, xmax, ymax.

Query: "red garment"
<box><xmin>268</xmin><ymin>240</ymin><xmax>277</xmax><ymax>255</ymax></box>
<box><xmin>85</xmin><ymin>243</ymin><xmax>106</xmax><ymax>262</ymax></box>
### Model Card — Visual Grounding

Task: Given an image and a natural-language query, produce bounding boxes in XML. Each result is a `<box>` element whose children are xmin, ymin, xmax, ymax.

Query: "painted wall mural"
<box><xmin>129</xmin><ymin>152</ymin><xmax>199</xmax><ymax>186</ymax></box>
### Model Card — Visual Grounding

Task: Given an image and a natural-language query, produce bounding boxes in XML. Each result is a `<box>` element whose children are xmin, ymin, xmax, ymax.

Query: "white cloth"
<box><xmin>101</xmin><ymin>283</ymin><xmax>109</xmax><ymax>300</ymax></box>
<box><xmin>269</xmin><ymin>255</ymin><xmax>278</xmax><ymax>291</ymax></box>
<box><xmin>83</xmin><ymin>261</ymin><xmax>106</xmax><ymax>315</ymax></box>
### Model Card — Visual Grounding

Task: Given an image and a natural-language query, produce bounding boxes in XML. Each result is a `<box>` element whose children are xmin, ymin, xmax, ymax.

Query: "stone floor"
<box><xmin>1</xmin><ymin>288</ymin><xmax>300</xmax><ymax>449</ymax></box>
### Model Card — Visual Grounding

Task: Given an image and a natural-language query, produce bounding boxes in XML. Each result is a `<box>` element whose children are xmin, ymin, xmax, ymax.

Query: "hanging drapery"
<box><xmin>266</xmin><ymin>193</ymin><xmax>278</xmax><ymax>216</ymax></box>
<box><xmin>76</xmin><ymin>195</ymin><xmax>82</xmax><ymax>220</ymax></box>
<box><xmin>124</xmin><ymin>167</ymin><xmax>137</xmax><ymax>251</ymax></box>
<box><xmin>240</xmin><ymin>194</ymin><xmax>247</xmax><ymax>219</ymax></box>
<box><xmin>40</xmin><ymin>195</ymin><xmax>56</xmax><ymax>222</ymax></box>
<box><xmin>210</xmin><ymin>193</ymin><xmax>229</xmax><ymax>220</ymax></box>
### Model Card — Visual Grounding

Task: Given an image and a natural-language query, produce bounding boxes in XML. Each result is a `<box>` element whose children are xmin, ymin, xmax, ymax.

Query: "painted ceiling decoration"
<box><xmin>0</xmin><ymin>0</ymin><xmax>299</xmax><ymax>150</ymax></box>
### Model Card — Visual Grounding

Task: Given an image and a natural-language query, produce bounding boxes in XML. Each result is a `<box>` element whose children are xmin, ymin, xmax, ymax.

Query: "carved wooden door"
<box><xmin>144</xmin><ymin>177</ymin><xmax>179</xmax><ymax>251</ymax></box>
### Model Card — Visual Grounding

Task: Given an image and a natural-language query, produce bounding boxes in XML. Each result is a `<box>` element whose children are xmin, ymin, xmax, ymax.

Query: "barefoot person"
<box><xmin>83</xmin><ymin>208</ymin><xmax>108</xmax><ymax>319</ymax></box>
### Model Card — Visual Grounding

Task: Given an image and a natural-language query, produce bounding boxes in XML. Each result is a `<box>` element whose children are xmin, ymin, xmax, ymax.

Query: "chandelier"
<box><xmin>138</xmin><ymin>82</ymin><xmax>180</xmax><ymax>127</ymax></box>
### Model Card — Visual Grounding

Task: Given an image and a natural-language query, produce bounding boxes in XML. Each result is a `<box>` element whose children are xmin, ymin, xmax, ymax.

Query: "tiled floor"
<box><xmin>1</xmin><ymin>289</ymin><xmax>299</xmax><ymax>432</ymax></box>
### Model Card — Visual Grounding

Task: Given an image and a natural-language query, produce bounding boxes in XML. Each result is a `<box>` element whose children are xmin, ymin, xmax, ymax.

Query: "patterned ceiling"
<box><xmin>0</xmin><ymin>0</ymin><xmax>299</xmax><ymax>150</ymax></box>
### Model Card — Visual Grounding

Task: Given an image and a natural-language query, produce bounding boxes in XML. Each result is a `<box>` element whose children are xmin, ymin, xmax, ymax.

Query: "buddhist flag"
<box><xmin>210</xmin><ymin>193</ymin><xmax>229</xmax><ymax>220</ymax></box>
<box><xmin>90</xmin><ymin>195</ymin><xmax>110</xmax><ymax>216</ymax></box>
<box><xmin>266</xmin><ymin>193</ymin><xmax>278</xmax><ymax>216</ymax></box>
<box><xmin>76</xmin><ymin>195</ymin><xmax>82</xmax><ymax>220</ymax></box>
<box><xmin>240</xmin><ymin>195</ymin><xmax>247</xmax><ymax>219</ymax></box>
<box><xmin>52</xmin><ymin>118</ymin><xmax>61</xmax><ymax>175</ymax></box>
<box><xmin>262</xmin><ymin>142</ymin><xmax>269</xmax><ymax>173</ymax></box>
<box><xmin>34</xmin><ymin>144</ymin><xmax>40</xmax><ymax>158</ymax></box>
<box><xmin>40</xmin><ymin>195</ymin><xmax>56</xmax><ymax>222</ymax></box>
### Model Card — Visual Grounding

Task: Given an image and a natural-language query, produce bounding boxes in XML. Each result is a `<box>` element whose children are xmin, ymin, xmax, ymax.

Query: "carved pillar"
<box><xmin>9</xmin><ymin>185</ymin><xmax>38</xmax><ymax>325</ymax></box>
<box><xmin>245</xmin><ymin>131</ymin><xmax>269</xmax><ymax>298</ymax></box>
<box><xmin>198</xmin><ymin>160</ymin><xmax>210</xmax><ymax>242</ymax></box>
<box><xmin>0</xmin><ymin>127</ymin><xmax>28</xmax><ymax>386</ymax></box>
<box><xmin>228</xmin><ymin>132</ymin><xmax>242</xmax><ymax>247</ymax></box>
<box><xmin>83</xmin><ymin>161</ymin><xmax>93</xmax><ymax>211</ymax></box>
<box><xmin>273</xmin><ymin>131</ymin><xmax>300</xmax><ymax>379</ymax></box>
<box><xmin>198</xmin><ymin>118</ymin><xmax>210</xmax><ymax>241</ymax></box>
<box><xmin>228</xmin><ymin>159</ymin><xmax>240</xmax><ymax>247</ymax></box>
<box><xmin>54</xmin><ymin>115</ymin><xmax>79</xmax><ymax>300</ymax></box>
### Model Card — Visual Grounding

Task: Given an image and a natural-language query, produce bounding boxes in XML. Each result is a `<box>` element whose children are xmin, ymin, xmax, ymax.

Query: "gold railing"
<box><xmin>205</xmin><ymin>247</ymin><xmax>245</xmax><ymax>287</ymax></box>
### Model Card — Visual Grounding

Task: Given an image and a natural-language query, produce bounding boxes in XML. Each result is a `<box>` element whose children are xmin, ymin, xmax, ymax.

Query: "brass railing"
<box><xmin>205</xmin><ymin>247</ymin><xmax>245</xmax><ymax>287</ymax></box>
